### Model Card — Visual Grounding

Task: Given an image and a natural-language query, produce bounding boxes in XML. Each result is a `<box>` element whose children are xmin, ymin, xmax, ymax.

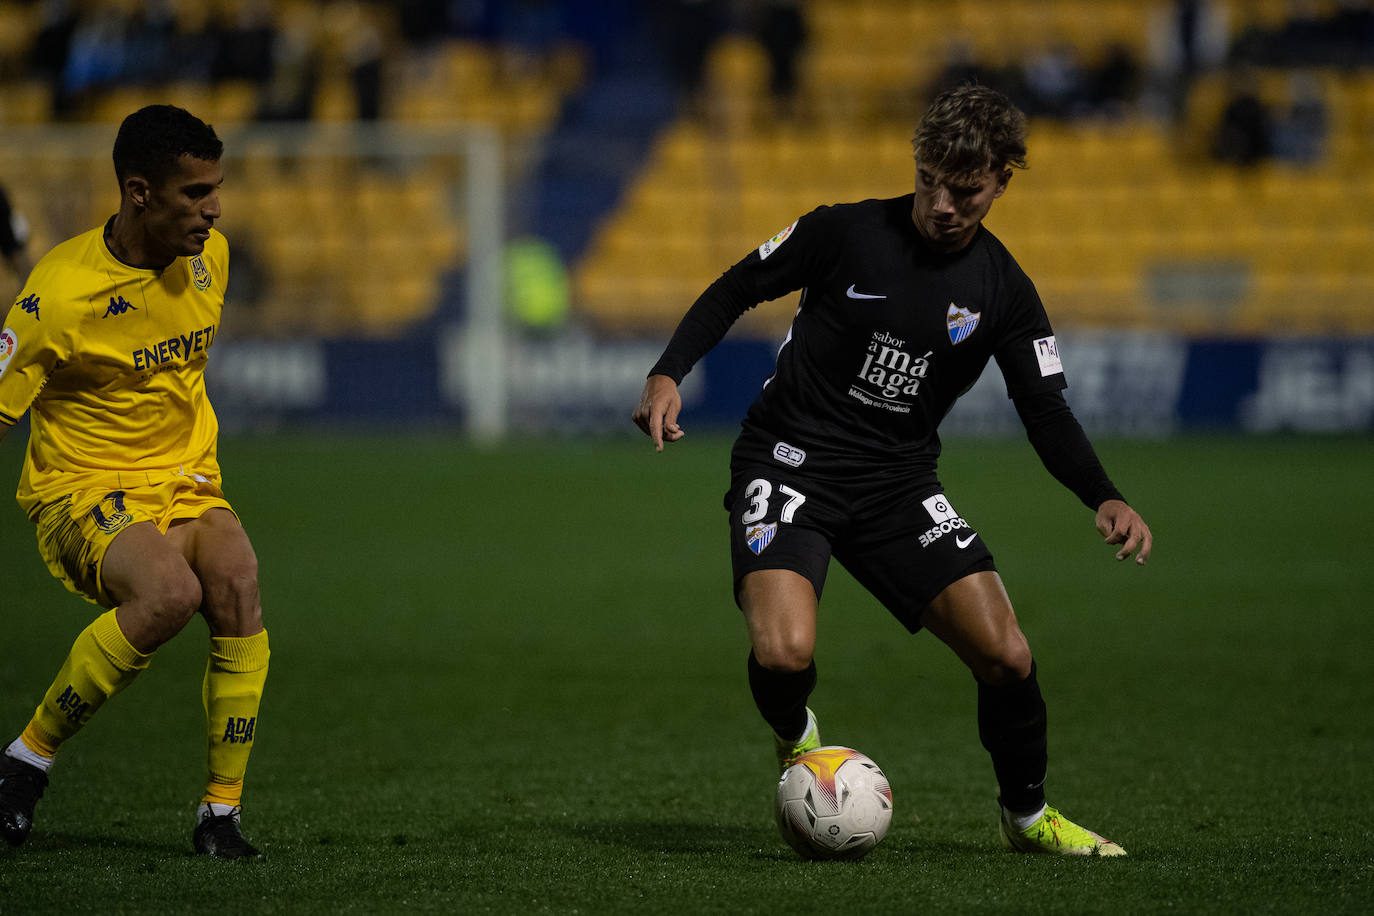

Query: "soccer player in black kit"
<box><xmin>633</xmin><ymin>84</ymin><xmax>1152</xmax><ymax>856</ymax></box>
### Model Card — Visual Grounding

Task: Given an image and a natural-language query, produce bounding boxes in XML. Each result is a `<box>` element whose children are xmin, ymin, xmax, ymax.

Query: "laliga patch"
<box><xmin>1033</xmin><ymin>335</ymin><xmax>1063</xmax><ymax>377</ymax></box>
<box><xmin>746</xmin><ymin>522</ymin><xmax>777</xmax><ymax>555</ymax></box>
<box><xmin>758</xmin><ymin>220</ymin><xmax>798</xmax><ymax>261</ymax></box>
<box><xmin>946</xmin><ymin>303</ymin><xmax>980</xmax><ymax>344</ymax></box>
<box><xmin>190</xmin><ymin>255</ymin><xmax>211</xmax><ymax>290</ymax></box>
<box><xmin>0</xmin><ymin>327</ymin><xmax>17</xmax><ymax>379</ymax></box>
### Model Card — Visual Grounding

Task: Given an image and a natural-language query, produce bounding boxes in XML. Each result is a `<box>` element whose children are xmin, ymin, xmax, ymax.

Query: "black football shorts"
<box><xmin>725</xmin><ymin>439</ymin><xmax>996</xmax><ymax>633</ymax></box>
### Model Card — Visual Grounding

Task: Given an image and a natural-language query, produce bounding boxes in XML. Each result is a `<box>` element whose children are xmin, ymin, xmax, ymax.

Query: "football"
<box><xmin>775</xmin><ymin>746</ymin><xmax>893</xmax><ymax>860</ymax></box>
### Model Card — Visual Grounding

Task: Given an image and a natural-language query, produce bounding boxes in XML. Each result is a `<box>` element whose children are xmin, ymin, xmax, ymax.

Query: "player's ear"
<box><xmin>124</xmin><ymin>176</ymin><xmax>151</xmax><ymax>209</ymax></box>
<box><xmin>993</xmin><ymin>167</ymin><xmax>1012</xmax><ymax>198</ymax></box>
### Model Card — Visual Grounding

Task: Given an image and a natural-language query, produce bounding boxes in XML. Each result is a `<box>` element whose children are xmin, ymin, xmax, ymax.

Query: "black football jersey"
<box><xmin>654</xmin><ymin>195</ymin><xmax>1068</xmax><ymax>477</ymax></box>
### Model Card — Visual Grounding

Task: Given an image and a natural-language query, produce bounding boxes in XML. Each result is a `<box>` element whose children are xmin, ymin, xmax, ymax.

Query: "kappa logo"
<box><xmin>947</xmin><ymin>303</ymin><xmax>980</xmax><ymax>345</ymax></box>
<box><xmin>102</xmin><ymin>295</ymin><xmax>138</xmax><ymax>318</ymax></box>
<box><xmin>190</xmin><ymin>255</ymin><xmax>211</xmax><ymax>290</ymax></box>
<box><xmin>746</xmin><ymin>522</ymin><xmax>777</xmax><ymax>555</ymax></box>
<box><xmin>17</xmin><ymin>293</ymin><xmax>39</xmax><ymax>320</ymax></box>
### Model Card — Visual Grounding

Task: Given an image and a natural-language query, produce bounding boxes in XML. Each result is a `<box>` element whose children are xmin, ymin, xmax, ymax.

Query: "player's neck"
<box><xmin>105</xmin><ymin>213</ymin><xmax>175</xmax><ymax>271</ymax></box>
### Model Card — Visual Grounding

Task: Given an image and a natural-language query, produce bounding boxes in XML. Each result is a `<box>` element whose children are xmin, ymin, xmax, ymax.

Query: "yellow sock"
<box><xmin>24</xmin><ymin>610</ymin><xmax>152</xmax><ymax>758</ymax></box>
<box><xmin>202</xmin><ymin>630</ymin><xmax>270</xmax><ymax>808</ymax></box>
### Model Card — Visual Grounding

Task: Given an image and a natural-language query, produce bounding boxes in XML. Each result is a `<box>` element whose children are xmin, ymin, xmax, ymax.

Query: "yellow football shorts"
<box><xmin>33</xmin><ymin>476</ymin><xmax>235</xmax><ymax>607</ymax></box>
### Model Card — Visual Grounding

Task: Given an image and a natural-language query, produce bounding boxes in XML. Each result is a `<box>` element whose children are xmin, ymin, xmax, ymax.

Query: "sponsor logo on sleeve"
<box><xmin>1034</xmin><ymin>335</ymin><xmax>1063</xmax><ymax>377</ymax></box>
<box><xmin>758</xmin><ymin>220</ymin><xmax>798</xmax><ymax>260</ymax></box>
<box><xmin>17</xmin><ymin>293</ymin><xmax>39</xmax><ymax>320</ymax></box>
<box><xmin>0</xmin><ymin>327</ymin><xmax>16</xmax><ymax>378</ymax></box>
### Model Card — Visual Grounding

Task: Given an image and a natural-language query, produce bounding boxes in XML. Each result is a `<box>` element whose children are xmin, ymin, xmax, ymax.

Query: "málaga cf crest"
<box><xmin>946</xmin><ymin>303</ymin><xmax>980</xmax><ymax>345</ymax></box>
<box><xmin>746</xmin><ymin>522</ymin><xmax>777</xmax><ymax>555</ymax></box>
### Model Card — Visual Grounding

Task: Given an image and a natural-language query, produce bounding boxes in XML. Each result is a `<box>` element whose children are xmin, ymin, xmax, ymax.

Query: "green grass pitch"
<box><xmin>1</xmin><ymin>431</ymin><xmax>1371</xmax><ymax>914</ymax></box>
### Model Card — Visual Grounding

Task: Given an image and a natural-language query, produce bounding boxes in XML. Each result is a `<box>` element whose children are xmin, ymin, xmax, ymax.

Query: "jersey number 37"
<box><xmin>741</xmin><ymin>478</ymin><xmax>807</xmax><ymax>525</ymax></box>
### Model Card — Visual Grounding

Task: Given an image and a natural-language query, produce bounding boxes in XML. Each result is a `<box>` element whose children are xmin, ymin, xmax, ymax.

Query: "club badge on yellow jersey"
<box><xmin>191</xmin><ymin>254</ymin><xmax>211</xmax><ymax>290</ymax></box>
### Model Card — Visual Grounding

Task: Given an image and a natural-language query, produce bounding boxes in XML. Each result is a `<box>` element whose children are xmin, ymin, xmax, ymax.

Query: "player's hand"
<box><xmin>1095</xmin><ymin>498</ymin><xmax>1152</xmax><ymax>565</ymax></box>
<box><xmin>632</xmin><ymin>374</ymin><xmax>685</xmax><ymax>452</ymax></box>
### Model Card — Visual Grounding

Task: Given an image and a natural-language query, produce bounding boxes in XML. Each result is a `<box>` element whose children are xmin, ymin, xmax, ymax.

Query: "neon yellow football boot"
<box><xmin>774</xmin><ymin>707</ymin><xmax>821</xmax><ymax>773</ymax></box>
<box><xmin>1000</xmin><ymin>804</ymin><xmax>1127</xmax><ymax>856</ymax></box>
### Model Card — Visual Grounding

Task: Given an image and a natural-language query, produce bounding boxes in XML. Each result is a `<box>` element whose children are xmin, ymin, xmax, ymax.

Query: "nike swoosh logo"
<box><xmin>846</xmin><ymin>284</ymin><xmax>887</xmax><ymax>299</ymax></box>
<box><xmin>955</xmin><ymin>533</ymin><xmax>976</xmax><ymax>549</ymax></box>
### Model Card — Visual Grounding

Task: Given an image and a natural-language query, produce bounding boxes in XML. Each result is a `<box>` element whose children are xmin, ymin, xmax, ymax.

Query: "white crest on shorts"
<box><xmin>746</xmin><ymin>522</ymin><xmax>777</xmax><ymax>555</ymax></box>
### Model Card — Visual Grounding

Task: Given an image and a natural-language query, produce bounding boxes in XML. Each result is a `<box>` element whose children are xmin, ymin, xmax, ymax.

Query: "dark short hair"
<box><xmin>113</xmin><ymin>105</ymin><xmax>223</xmax><ymax>188</ymax></box>
<box><xmin>912</xmin><ymin>83</ymin><xmax>1028</xmax><ymax>179</ymax></box>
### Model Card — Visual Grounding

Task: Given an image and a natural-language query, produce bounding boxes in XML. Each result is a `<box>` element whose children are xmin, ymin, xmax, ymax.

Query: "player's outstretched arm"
<box><xmin>1095</xmin><ymin>498</ymin><xmax>1152</xmax><ymax>565</ymax></box>
<box><xmin>631</xmin><ymin>374</ymin><xmax>685</xmax><ymax>452</ymax></box>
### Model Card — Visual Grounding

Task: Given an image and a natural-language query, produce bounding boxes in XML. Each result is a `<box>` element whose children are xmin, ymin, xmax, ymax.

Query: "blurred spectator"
<box><xmin>1021</xmin><ymin>42</ymin><xmax>1085</xmax><ymax>119</ymax></box>
<box><xmin>1211</xmin><ymin>68</ymin><xmax>1273</xmax><ymax>166</ymax></box>
<box><xmin>654</xmin><ymin>0</ymin><xmax>727</xmax><ymax>115</ymax></box>
<box><xmin>255</xmin><ymin>5</ymin><xmax>320</xmax><ymax>121</ymax></box>
<box><xmin>1230</xmin><ymin>0</ymin><xmax>1374</xmax><ymax>67</ymax></box>
<box><xmin>213</xmin><ymin>0</ymin><xmax>277</xmax><ymax>85</ymax></box>
<box><xmin>336</xmin><ymin>1</ymin><xmax>387</xmax><ymax>120</ymax></box>
<box><xmin>58</xmin><ymin>5</ymin><xmax>130</xmax><ymax>102</ymax></box>
<box><xmin>1329</xmin><ymin>0</ymin><xmax>1374</xmax><ymax>66</ymax></box>
<box><xmin>1272</xmin><ymin>71</ymin><xmax>1328</xmax><ymax>164</ymax></box>
<box><xmin>1146</xmin><ymin>0</ymin><xmax>1227</xmax><ymax>120</ymax></box>
<box><xmin>750</xmin><ymin>0</ymin><xmax>807</xmax><ymax>117</ymax></box>
<box><xmin>29</xmin><ymin>0</ymin><xmax>79</xmax><ymax>112</ymax></box>
<box><xmin>926</xmin><ymin>41</ymin><xmax>1024</xmax><ymax>110</ymax></box>
<box><xmin>1086</xmin><ymin>43</ymin><xmax>1143</xmax><ymax>118</ymax></box>
<box><xmin>0</xmin><ymin>183</ymin><xmax>34</xmax><ymax>294</ymax></box>
<box><xmin>160</xmin><ymin>3</ymin><xmax>225</xmax><ymax>85</ymax></box>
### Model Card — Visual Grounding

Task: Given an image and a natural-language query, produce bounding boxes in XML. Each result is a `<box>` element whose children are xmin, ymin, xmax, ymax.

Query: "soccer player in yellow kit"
<box><xmin>0</xmin><ymin>105</ymin><xmax>269</xmax><ymax>858</ymax></box>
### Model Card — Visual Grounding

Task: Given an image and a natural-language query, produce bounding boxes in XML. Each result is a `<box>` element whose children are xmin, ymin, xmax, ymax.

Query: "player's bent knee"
<box><xmin>126</xmin><ymin>573</ymin><xmax>203</xmax><ymax>646</ymax></box>
<box><xmin>751</xmin><ymin>635</ymin><xmax>814</xmax><ymax>674</ymax></box>
<box><xmin>973</xmin><ymin>638</ymin><xmax>1033</xmax><ymax>685</ymax></box>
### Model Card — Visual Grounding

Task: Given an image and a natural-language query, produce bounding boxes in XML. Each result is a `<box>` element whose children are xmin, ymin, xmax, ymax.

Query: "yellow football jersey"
<box><xmin>0</xmin><ymin>219</ymin><xmax>228</xmax><ymax>519</ymax></box>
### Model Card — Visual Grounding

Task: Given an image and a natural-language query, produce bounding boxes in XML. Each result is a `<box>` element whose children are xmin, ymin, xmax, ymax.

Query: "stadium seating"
<box><xmin>3</xmin><ymin>0</ymin><xmax>1372</xmax><ymax>338</ymax></box>
<box><xmin>0</xmin><ymin>1</ymin><xmax>578</xmax><ymax>338</ymax></box>
<box><xmin>573</xmin><ymin>0</ymin><xmax>1374</xmax><ymax>338</ymax></box>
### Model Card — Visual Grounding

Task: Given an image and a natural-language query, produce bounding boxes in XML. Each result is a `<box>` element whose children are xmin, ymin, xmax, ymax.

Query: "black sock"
<box><xmin>747</xmin><ymin>650</ymin><xmax>816</xmax><ymax>741</ymax></box>
<box><xmin>977</xmin><ymin>660</ymin><xmax>1048</xmax><ymax>814</ymax></box>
